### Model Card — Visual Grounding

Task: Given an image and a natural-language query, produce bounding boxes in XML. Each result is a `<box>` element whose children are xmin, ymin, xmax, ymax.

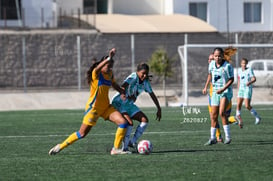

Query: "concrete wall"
<box><xmin>1</xmin><ymin>31</ymin><xmax>273</xmax><ymax>91</ymax></box>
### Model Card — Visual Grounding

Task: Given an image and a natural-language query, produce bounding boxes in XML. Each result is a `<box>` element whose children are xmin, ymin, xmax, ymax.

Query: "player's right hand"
<box><xmin>202</xmin><ymin>88</ymin><xmax>207</xmax><ymax>95</ymax></box>
<box><xmin>109</xmin><ymin>48</ymin><xmax>116</xmax><ymax>58</ymax></box>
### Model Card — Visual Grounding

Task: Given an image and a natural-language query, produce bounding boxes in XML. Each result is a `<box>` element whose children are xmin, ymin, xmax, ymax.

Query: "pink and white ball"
<box><xmin>137</xmin><ymin>140</ymin><xmax>153</xmax><ymax>155</ymax></box>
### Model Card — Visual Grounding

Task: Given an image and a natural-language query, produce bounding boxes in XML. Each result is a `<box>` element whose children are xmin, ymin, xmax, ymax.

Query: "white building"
<box><xmin>108</xmin><ymin>0</ymin><xmax>273</xmax><ymax>32</ymax></box>
<box><xmin>0</xmin><ymin>0</ymin><xmax>57</xmax><ymax>28</ymax></box>
<box><xmin>1</xmin><ymin>0</ymin><xmax>273</xmax><ymax>32</ymax></box>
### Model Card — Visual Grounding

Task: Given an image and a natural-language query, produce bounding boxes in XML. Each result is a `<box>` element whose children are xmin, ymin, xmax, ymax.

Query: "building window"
<box><xmin>244</xmin><ymin>2</ymin><xmax>262</xmax><ymax>23</ymax></box>
<box><xmin>0</xmin><ymin>0</ymin><xmax>22</xmax><ymax>20</ymax></box>
<box><xmin>189</xmin><ymin>2</ymin><xmax>207</xmax><ymax>22</ymax></box>
<box><xmin>83</xmin><ymin>0</ymin><xmax>96</xmax><ymax>14</ymax></box>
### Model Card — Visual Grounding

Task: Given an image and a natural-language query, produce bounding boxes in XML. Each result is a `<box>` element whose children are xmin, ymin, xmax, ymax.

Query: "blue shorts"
<box><xmin>112</xmin><ymin>96</ymin><xmax>140</xmax><ymax>118</ymax></box>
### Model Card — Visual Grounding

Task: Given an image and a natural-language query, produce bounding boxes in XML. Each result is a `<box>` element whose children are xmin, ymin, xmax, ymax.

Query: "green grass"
<box><xmin>0</xmin><ymin>106</ymin><xmax>273</xmax><ymax>181</ymax></box>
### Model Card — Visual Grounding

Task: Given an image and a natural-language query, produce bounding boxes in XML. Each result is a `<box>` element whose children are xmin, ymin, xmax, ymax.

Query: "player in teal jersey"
<box><xmin>112</xmin><ymin>63</ymin><xmax>161</xmax><ymax>152</ymax></box>
<box><xmin>236</xmin><ymin>58</ymin><xmax>261</xmax><ymax>125</ymax></box>
<box><xmin>204</xmin><ymin>47</ymin><xmax>234</xmax><ymax>145</ymax></box>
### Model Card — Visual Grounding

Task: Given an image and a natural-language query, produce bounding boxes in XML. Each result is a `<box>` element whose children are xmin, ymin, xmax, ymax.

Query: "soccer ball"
<box><xmin>137</xmin><ymin>140</ymin><xmax>153</xmax><ymax>155</ymax></box>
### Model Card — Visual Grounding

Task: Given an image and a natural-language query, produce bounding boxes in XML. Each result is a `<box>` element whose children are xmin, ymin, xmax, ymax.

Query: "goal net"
<box><xmin>177</xmin><ymin>35</ymin><xmax>273</xmax><ymax>106</ymax></box>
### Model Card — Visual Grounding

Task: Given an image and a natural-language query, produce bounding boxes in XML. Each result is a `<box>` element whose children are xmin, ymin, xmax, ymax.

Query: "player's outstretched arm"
<box><xmin>149</xmin><ymin>92</ymin><xmax>161</xmax><ymax>121</ymax></box>
<box><xmin>94</xmin><ymin>48</ymin><xmax>116</xmax><ymax>74</ymax></box>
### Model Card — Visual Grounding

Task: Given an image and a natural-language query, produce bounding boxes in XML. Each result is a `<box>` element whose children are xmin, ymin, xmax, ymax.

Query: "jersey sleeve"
<box><xmin>124</xmin><ymin>73</ymin><xmax>136</xmax><ymax>84</ymax></box>
<box><xmin>227</xmin><ymin>64</ymin><xmax>234</xmax><ymax>79</ymax></box>
<box><xmin>249</xmin><ymin>67</ymin><xmax>255</xmax><ymax>78</ymax></box>
<box><xmin>144</xmin><ymin>80</ymin><xmax>153</xmax><ymax>93</ymax></box>
<box><xmin>208</xmin><ymin>61</ymin><xmax>213</xmax><ymax>74</ymax></box>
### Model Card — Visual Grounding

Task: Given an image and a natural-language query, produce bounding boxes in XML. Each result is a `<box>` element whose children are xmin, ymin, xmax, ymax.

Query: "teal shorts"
<box><xmin>112</xmin><ymin>96</ymin><xmax>140</xmax><ymax>118</ymax></box>
<box><xmin>210</xmin><ymin>91</ymin><xmax>233</xmax><ymax>106</ymax></box>
<box><xmin>237</xmin><ymin>88</ymin><xmax>252</xmax><ymax>99</ymax></box>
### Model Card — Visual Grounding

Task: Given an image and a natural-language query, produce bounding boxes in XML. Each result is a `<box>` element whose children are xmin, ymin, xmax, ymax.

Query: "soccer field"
<box><xmin>0</xmin><ymin>106</ymin><xmax>273</xmax><ymax>181</ymax></box>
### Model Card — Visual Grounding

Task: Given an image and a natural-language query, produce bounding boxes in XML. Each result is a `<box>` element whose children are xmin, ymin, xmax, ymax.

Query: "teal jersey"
<box><xmin>238</xmin><ymin>67</ymin><xmax>255</xmax><ymax>90</ymax></box>
<box><xmin>112</xmin><ymin>72</ymin><xmax>153</xmax><ymax>104</ymax></box>
<box><xmin>209</xmin><ymin>60</ymin><xmax>234</xmax><ymax>94</ymax></box>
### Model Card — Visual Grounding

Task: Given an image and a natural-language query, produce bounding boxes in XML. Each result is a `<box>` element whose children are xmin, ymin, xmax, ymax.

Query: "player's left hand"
<box><xmin>216</xmin><ymin>89</ymin><xmax>224</xmax><ymax>94</ymax></box>
<box><xmin>156</xmin><ymin>108</ymin><xmax>161</xmax><ymax>122</ymax></box>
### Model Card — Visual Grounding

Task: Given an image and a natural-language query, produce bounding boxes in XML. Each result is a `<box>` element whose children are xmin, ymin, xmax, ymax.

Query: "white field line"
<box><xmin>0</xmin><ymin>130</ymin><xmax>206</xmax><ymax>139</ymax></box>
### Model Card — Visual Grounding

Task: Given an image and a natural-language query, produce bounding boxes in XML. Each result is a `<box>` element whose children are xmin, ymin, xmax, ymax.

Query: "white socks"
<box><xmin>236</xmin><ymin>110</ymin><xmax>241</xmax><ymax>117</ymax></box>
<box><xmin>223</xmin><ymin>125</ymin><xmax>231</xmax><ymax>140</ymax></box>
<box><xmin>210</xmin><ymin>127</ymin><xmax>216</xmax><ymax>140</ymax></box>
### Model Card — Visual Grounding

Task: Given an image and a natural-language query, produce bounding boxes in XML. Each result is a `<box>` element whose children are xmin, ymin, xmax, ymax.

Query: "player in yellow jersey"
<box><xmin>49</xmin><ymin>48</ymin><xmax>130</xmax><ymax>155</ymax></box>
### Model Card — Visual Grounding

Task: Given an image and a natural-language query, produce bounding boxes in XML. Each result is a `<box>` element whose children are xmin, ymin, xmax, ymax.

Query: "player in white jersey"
<box><xmin>112</xmin><ymin>63</ymin><xmax>161</xmax><ymax>151</ymax></box>
<box><xmin>204</xmin><ymin>47</ymin><xmax>234</xmax><ymax>145</ymax></box>
<box><xmin>236</xmin><ymin>58</ymin><xmax>261</xmax><ymax>125</ymax></box>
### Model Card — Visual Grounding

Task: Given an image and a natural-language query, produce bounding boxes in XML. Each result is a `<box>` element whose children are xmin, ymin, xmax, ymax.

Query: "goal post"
<box><xmin>178</xmin><ymin>34</ymin><xmax>273</xmax><ymax>106</ymax></box>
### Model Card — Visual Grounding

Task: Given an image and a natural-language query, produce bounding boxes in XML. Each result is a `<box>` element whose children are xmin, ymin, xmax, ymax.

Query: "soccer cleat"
<box><xmin>122</xmin><ymin>148</ymin><xmax>132</xmax><ymax>154</ymax></box>
<box><xmin>217</xmin><ymin>137</ymin><xmax>224</xmax><ymax>143</ymax></box>
<box><xmin>224</xmin><ymin>138</ymin><xmax>232</xmax><ymax>144</ymax></box>
<box><xmin>235</xmin><ymin>115</ymin><xmax>243</xmax><ymax>129</ymax></box>
<box><xmin>49</xmin><ymin>144</ymin><xmax>61</xmax><ymax>155</ymax></box>
<box><xmin>128</xmin><ymin>141</ymin><xmax>138</xmax><ymax>151</ymax></box>
<box><xmin>111</xmin><ymin>148</ymin><xmax>131</xmax><ymax>155</ymax></box>
<box><xmin>204</xmin><ymin>138</ymin><xmax>217</xmax><ymax>146</ymax></box>
<box><xmin>255</xmin><ymin>117</ymin><xmax>261</xmax><ymax>125</ymax></box>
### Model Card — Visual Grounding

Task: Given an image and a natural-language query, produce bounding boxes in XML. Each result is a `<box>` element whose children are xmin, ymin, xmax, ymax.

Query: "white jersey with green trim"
<box><xmin>238</xmin><ymin>67</ymin><xmax>255</xmax><ymax>90</ymax></box>
<box><xmin>208</xmin><ymin>60</ymin><xmax>234</xmax><ymax>93</ymax></box>
<box><xmin>112</xmin><ymin>72</ymin><xmax>153</xmax><ymax>104</ymax></box>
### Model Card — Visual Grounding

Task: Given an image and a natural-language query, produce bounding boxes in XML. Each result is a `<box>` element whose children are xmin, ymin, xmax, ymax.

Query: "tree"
<box><xmin>148</xmin><ymin>48</ymin><xmax>174</xmax><ymax>107</ymax></box>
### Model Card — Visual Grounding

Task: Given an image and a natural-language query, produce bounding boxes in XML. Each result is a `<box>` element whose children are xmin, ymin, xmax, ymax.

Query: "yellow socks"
<box><xmin>215</xmin><ymin>123</ymin><xmax>221</xmax><ymax>139</ymax></box>
<box><xmin>60</xmin><ymin>132</ymin><xmax>82</xmax><ymax>150</ymax></box>
<box><xmin>114</xmin><ymin>124</ymin><xmax>127</xmax><ymax>149</ymax></box>
<box><xmin>216</xmin><ymin>128</ymin><xmax>221</xmax><ymax>139</ymax></box>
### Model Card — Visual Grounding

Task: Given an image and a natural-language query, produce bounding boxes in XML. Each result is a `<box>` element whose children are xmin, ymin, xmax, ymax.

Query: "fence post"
<box><xmin>22</xmin><ymin>36</ymin><xmax>27</xmax><ymax>93</ymax></box>
<box><xmin>183</xmin><ymin>34</ymin><xmax>188</xmax><ymax>106</ymax></box>
<box><xmin>235</xmin><ymin>33</ymin><xmax>239</xmax><ymax>77</ymax></box>
<box><xmin>131</xmin><ymin>34</ymin><xmax>135</xmax><ymax>72</ymax></box>
<box><xmin>77</xmin><ymin>36</ymin><xmax>81</xmax><ymax>90</ymax></box>
<box><xmin>78</xmin><ymin>8</ymin><xmax>81</xmax><ymax>28</ymax></box>
<box><xmin>59</xmin><ymin>7</ymin><xmax>62</xmax><ymax>27</ymax></box>
<box><xmin>22</xmin><ymin>8</ymin><xmax>25</xmax><ymax>28</ymax></box>
<box><xmin>4</xmin><ymin>8</ymin><xmax>7</xmax><ymax>28</ymax></box>
<box><xmin>41</xmin><ymin>7</ymin><xmax>44</xmax><ymax>28</ymax></box>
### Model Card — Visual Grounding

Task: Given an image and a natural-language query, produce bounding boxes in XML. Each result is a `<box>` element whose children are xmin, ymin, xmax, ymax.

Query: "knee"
<box><xmin>219</xmin><ymin>111</ymin><xmax>226</xmax><ymax>118</ymax></box>
<box><xmin>141</xmin><ymin>116</ymin><xmax>148</xmax><ymax>123</ymax></box>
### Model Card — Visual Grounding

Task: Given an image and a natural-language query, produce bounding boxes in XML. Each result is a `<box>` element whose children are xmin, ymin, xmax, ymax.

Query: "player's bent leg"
<box><xmin>49</xmin><ymin>123</ymin><xmax>91</xmax><ymax>155</ymax></box>
<box><xmin>130</xmin><ymin>112</ymin><xmax>149</xmax><ymax>146</ymax></box>
<box><xmin>109</xmin><ymin>111</ymin><xmax>131</xmax><ymax>154</ymax></box>
<box><xmin>122</xmin><ymin>114</ymin><xmax>133</xmax><ymax>151</ymax></box>
<box><xmin>245</xmin><ymin>99</ymin><xmax>261</xmax><ymax>124</ymax></box>
<box><xmin>111</xmin><ymin>123</ymin><xmax>131</xmax><ymax>155</ymax></box>
<box><xmin>236</xmin><ymin>97</ymin><xmax>244</xmax><ymax>128</ymax></box>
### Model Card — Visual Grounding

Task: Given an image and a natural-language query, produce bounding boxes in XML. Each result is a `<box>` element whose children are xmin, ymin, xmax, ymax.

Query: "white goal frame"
<box><xmin>178</xmin><ymin>34</ymin><xmax>273</xmax><ymax>106</ymax></box>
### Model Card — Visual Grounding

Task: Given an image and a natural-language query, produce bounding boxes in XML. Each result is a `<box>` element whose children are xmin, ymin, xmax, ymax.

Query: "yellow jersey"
<box><xmin>85</xmin><ymin>70</ymin><xmax>115</xmax><ymax>111</ymax></box>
